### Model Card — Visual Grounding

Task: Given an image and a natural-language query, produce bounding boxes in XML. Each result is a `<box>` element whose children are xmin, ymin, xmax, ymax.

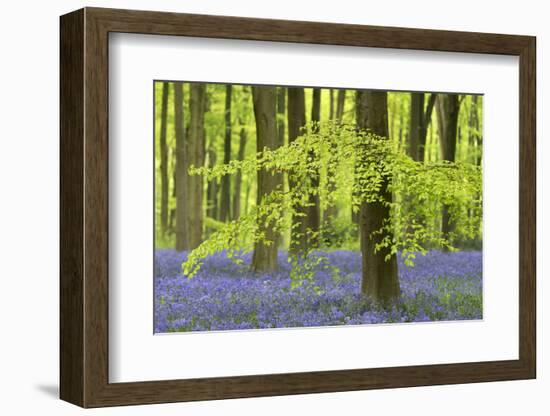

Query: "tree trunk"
<box><xmin>420</xmin><ymin>94</ymin><xmax>437</xmax><ymax>163</ymax></box>
<box><xmin>436</xmin><ymin>94</ymin><xmax>460</xmax><ymax>241</ymax></box>
<box><xmin>352</xmin><ymin>91</ymin><xmax>367</xmax><ymax>225</ymax></box>
<box><xmin>330</xmin><ymin>89</ymin><xmax>335</xmax><ymax>120</ymax></box>
<box><xmin>274</xmin><ymin>87</ymin><xmax>286</xmax><ymax>245</ymax></box>
<box><xmin>356</xmin><ymin>90</ymin><xmax>400</xmax><ymax>303</ymax></box>
<box><xmin>323</xmin><ymin>88</ymin><xmax>339</xmax><ymax>226</ymax></box>
<box><xmin>251</xmin><ymin>86</ymin><xmax>279</xmax><ymax>272</ymax></box>
<box><xmin>232</xmin><ymin>120</ymin><xmax>247</xmax><ymax>220</ymax></box>
<box><xmin>187</xmin><ymin>83</ymin><xmax>206</xmax><ymax>249</ymax></box>
<box><xmin>206</xmin><ymin>148</ymin><xmax>218</xmax><ymax>219</ymax></box>
<box><xmin>174</xmin><ymin>82</ymin><xmax>189</xmax><ymax>251</ymax></box>
<box><xmin>277</xmin><ymin>87</ymin><xmax>286</xmax><ymax>148</ymax></box>
<box><xmin>159</xmin><ymin>82</ymin><xmax>170</xmax><ymax>236</ymax></box>
<box><xmin>408</xmin><ymin>92</ymin><xmax>424</xmax><ymax>161</ymax></box>
<box><xmin>468</xmin><ymin>95</ymin><xmax>482</xmax><ymax>166</ymax></box>
<box><xmin>307</xmin><ymin>88</ymin><xmax>321</xmax><ymax>246</ymax></box>
<box><xmin>287</xmin><ymin>87</ymin><xmax>309</xmax><ymax>255</ymax></box>
<box><xmin>336</xmin><ymin>89</ymin><xmax>346</xmax><ymax>123</ymax></box>
<box><xmin>409</xmin><ymin>93</ymin><xmax>437</xmax><ymax>162</ymax></box>
<box><xmin>219</xmin><ymin>85</ymin><xmax>232</xmax><ymax>222</ymax></box>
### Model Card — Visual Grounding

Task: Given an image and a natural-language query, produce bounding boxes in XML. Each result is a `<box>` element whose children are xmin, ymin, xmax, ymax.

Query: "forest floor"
<box><xmin>154</xmin><ymin>249</ymin><xmax>482</xmax><ymax>333</ymax></box>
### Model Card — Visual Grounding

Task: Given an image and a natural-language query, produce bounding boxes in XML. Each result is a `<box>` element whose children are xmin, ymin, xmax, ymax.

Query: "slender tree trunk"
<box><xmin>307</xmin><ymin>88</ymin><xmax>322</xmax><ymax>246</ymax></box>
<box><xmin>436</xmin><ymin>94</ymin><xmax>460</xmax><ymax>242</ymax></box>
<box><xmin>251</xmin><ymin>86</ymin><xmax>279</xmax><ymax>272</ymax></box>
<box><xmin>244</xmin><ymin>181</ymin><xmax>251</xmax><ymax>216</ymax></box>
<box><xmin>329</xmin><ymin>89</ymin><xmax>335</xmax><ymax>120</ymax></box>
<box><xmin>468</xmin><ymin>95</ymin><xmax>481</xmax><ymax>166</ymax></box>
<box><xmin>336</xmin><ymin>89</ymin><xmax>346</xmax><ymax>123</ymax></box>
<box><xmin>324</xmin><ymin>88</ymin><xmax>339</xmax><ymax>226</ymax></box>
<box><xmin>206</xmin><ymin>148</ymin><xmax>218</xmax><ymax>219</ymax></box>
<box><xmin>159</xmin><ymin>82</ymin><xmax>170</xmax><ymax>236</ymax></box>
<box><xmin>273</xmin><ymin>88</ymin><xmax>286</xmax><ymax>246</ymax></box>
<box><xmin>356</xmin><ymin>90</ymin><xmax>400</xmax><ymax>303</ymax></box>
<box><xmin>232</xmin><ymin>120</ymin><xmax>247</xmax><ymax>220</ymax></box>
<box><xmin>409</xmin><ymin>93</ymin><xmax>437</xmax><ymax>162</ymax></box>
<box><xmin>219</xmin><ymin>85</ymin><xmax>232</xmax><ymax>222</ymax></box>
<box><xmin>277</xmin><ymin>87</ymin><xmax>286</xmax><ymax>148</ymax></box>
<box><xmin>187</xmin><ymin>83</ymin><xmax>206</xmax><ymax>249</ymax></box>
<box><xmin>408</xmin><ymin>92</ymin><xmax>424</xmax><ymax>161</ymax></box>
<box><xmin>169</xmin><ymin>152</ymin><xmax>176</xmax><ymax>232</ymax></box>
<box><xmin>287</xmin><ymin>87</ymin><xmax>309</xmax><ymax>255</ymax></box>
<box><xmin>419</xmin><ymin>94</ymin><xmax>437</xmax><ymax>163</ymax></box>
<box><xmin>352</xmin><ymin>91</ymin><xmax>366</xmax><ymax>225</ymax></box>
<box><xmin>174</xmin><ymin>82</ymin><xmax>189</xmax><ymax>251</ymax></box>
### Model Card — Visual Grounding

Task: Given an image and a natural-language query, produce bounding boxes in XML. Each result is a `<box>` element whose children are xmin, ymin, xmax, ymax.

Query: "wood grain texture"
<box><xmin>59</xmin><ymin>7</ymin><xmax>537</xmax><ymax>408</ymax></box>
<box><xmin>59</xmin><ymin>8</ymin><xmax>84</xmax><ymax>407</ymax></box>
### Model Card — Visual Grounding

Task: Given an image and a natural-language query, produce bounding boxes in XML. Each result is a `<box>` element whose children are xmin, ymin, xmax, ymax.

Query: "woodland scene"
<box><xmin>154</xmin><ymin>81</ymin><xmax>483</xmax><ymax>333</ymax></box>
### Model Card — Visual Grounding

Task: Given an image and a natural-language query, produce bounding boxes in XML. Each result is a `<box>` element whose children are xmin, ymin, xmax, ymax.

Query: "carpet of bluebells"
<box><xmin>154</xmin><ymin>250</ymin><xmax>482</xmax><ymax>333</ymax></box>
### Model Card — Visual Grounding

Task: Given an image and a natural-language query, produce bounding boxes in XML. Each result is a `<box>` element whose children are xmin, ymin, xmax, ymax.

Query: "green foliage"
<box><xmin>182</xmin><ymin>120</ymin><xmax>482</xmax><ymax>282</ymax></box>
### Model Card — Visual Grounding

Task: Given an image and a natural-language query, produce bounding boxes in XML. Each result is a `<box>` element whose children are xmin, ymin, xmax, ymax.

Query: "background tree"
<box><xmin>159</xmin><ymin>82</ymin><xmax>170</xmax><ymax>236</ymax></box>
<box><xmin>219</xmin><ymin>85</ymin><xmax>233</xmax><ymax>222</ymax></box>
<box><xmin>469</xmin><ymin>95</ymin><xmax>482</xmax><ymax>166</ymax></box>
<box><xmin>408</xmin><ymin>92</ymin><xmax>436</xmax><ymax>162</ymax></box>
<box><xmin>436</xmin><ymin>93</ymin><xmax>461</xmax><ymax>242</ymax></box>
<box><xmin>287</xmin><ymin>87</ymin><xmax>309</xmax><ymax>254</ymax></box>
<box><xmin>307</xmin><ymin>88</ymin><xmax>322</xmax><ymax>246</ymax></box>
<box><xmin>356</xmin><ymin>90</ymin><xmax>400</xmax><ymax>303</ymax></box>
<box><xmin>251</xmin><ymin>86</ymin><xmax>280</xmax><ymax>271</ymax></box>
<box><xmin>174</xmin><ymin>82</ymin><xmax>189</xmax><ymax>250</ymax></box>
<box><xmin>206</xmin><ymin>148</ymin><xmax>219</xmax><ymax>219</ymax></box>
<box><xmin>232</xmin><ymin>118</ymin><xmax>247</xmax><ymax>220</ymax></box>
<box><xmin>185</xmin><ymin>83</ymin><xmax>206</xmax><ymax>249</ymax></box>
<box><xmin>323</xmin><ymin>89</ymin><xmax>344</xmax><ymax>226</ymax></box>
<box><xmin>336</xmin><ymin>90</ymin><xmax>346</xmax><ymax>122</ymax></box>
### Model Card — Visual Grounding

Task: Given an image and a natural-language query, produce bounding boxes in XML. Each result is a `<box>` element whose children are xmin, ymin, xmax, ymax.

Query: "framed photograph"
<box><xmin>60</xmin><ymin>7</ymin><xmax>536</xmax><ymax>408</ymax></box>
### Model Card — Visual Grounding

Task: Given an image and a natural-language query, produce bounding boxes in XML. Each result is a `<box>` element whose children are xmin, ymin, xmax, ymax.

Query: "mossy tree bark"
<box><xmin>356</xmin><ymin>90</ymin><xmax>400</xmax><ymax>303</ymax></box>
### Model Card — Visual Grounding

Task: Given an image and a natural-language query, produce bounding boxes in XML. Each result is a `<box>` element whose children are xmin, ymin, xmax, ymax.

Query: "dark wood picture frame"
<box><xmin>60</xmin><ymin>7</ymin><xmax>536</xmax><ymax>408</ymax></box>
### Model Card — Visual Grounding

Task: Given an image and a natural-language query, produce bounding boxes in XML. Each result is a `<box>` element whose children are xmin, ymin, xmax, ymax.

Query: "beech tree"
<box><xmin>232</xmin><ymin>119</ymin><xmax>247</xmax><ymax>220</ymax></box>
<box><xmin>287</xmin><ymin>87</ymin><xmax>309</xmax><ymax>255</ymax></box>
<box><xmin>175</xmin><ymin>83</ymin><xmax>206</xmax><ymax>250</ymax></box>
<box><xmin>219</xmin><ymin>85</ymin><xmax>232</xmax><ymax>222</ymax></box>
<box><xmin>356</xmin><ymin>90</ymin><xmax>400</xmax><ymax>302</ymax></box>
<box><xmin>206</xmin><ymin>148</ymin><xmax>218</xmax><ymax>219</ymax></box>
<box><xmin>174</xmin><ymin>82</ymin><xmax>189</xmax><ymax>250</ymax></box>
<box><xmin>251</xmin><ymin>86</ymin><xmax>280</xmax><ymax>272</ymax></box>
<box><xmin>436</xmin><ymin>93</ymin><xmax>461</xmax><ymax>241</ymax></box>
<box><xmin>159</xmin><ymin>82</ymin><xmax>170</xmax><ymax>235</ymax></box>
<box><xmin>408</xmin><ymin>92</ymin><xmax>436</xmax><ymax>162</ymax></box>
